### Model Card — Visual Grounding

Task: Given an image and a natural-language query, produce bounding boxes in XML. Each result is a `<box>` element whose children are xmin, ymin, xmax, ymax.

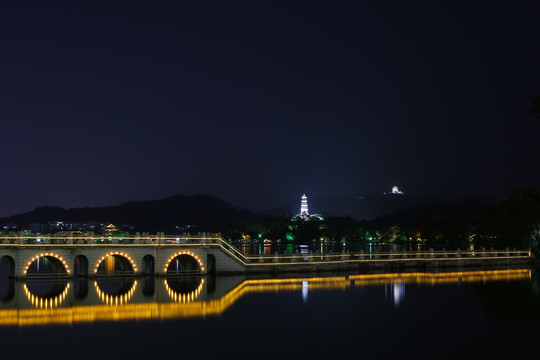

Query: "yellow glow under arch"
<box><xmin>163</xmin><ymin>251</ymin><xmax>205</xmax><ymax>272</ymax></box>
<box><xmin>23</xmin><ymin>252</ymin><xmax>71</xmax><ymax>275</ymax></box>
<box><xmin>94</xmin><ymin>251</ymin><xmax>138</xmax><ymax>274</ymax></box>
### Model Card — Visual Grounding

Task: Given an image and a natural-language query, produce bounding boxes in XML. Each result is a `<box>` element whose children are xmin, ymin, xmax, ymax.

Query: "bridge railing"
<box><xmin>0</xmin><ymin>234</ymin><xmax>250</xmax><ymax>259</ymax></box>
<box><xmin>349</xmin><ymin>248</ymin><xmax>531</xmax><ymax>260</ymax></box>
<box><xmin>208</xmin><ymin>241</ymin><xmax>532</xmax><ymax>264</ymax></box>
<box><xmin>0</xmin><ymin>234</ymin><xmax>230</xmax><ymax>246</ymax></box>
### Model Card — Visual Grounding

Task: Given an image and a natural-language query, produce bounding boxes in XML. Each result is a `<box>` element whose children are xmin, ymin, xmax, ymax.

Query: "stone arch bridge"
<box><xmin>0</xmin><ymin>234</ymin><xmax>247</xmax><ymax>279</ymax></box>
<box><xmin>0</xmin><ymin>234</ymin><xmax>532</xmax><ymax>279</ymax></box>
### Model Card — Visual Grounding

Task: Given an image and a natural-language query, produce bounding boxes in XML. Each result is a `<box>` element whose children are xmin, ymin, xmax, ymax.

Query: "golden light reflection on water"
<box><xmin>349</xmin><ymin>269</ymin><xmax>532</xmax><ymax>286</ymax></box>
<box><xmin>0</xmin><ymin>268</ymin><xmax>532</xmax><ymax>327</ymax></box>
<box><xmin>94</xmin><ymin>280</ymin><xmax>138</xmax><ymax>305</ymax></box>
<box><xmin>164</xmin><ymin>278</ymin><xmax>205</xmax><ymax>303</ymax></box>
<box><xmin>23</xmin><ymin>283</ymin><xmax>70</xmax><ymax>309</ymax></box>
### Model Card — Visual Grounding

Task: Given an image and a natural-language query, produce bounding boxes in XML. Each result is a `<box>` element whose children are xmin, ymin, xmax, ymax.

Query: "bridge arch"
<box><xmin>0</xmin><ymin>255</ymin><xmax>15</xmax><ymax>279</ymax></box>
<box><xmin>207</xmin><ymin>254</ymin><xmax>216</xmax><ymax>274</ymax></box>
<box><xmin>143</xmin><ymin>255</ymin><xmax>155</xmax><ymax>275</ymax></box>
<box><xmin>94</xmin><ymin>251</ymin><xmax>138</xmax><ymax>275</ymax></box>
<box><xmin>163</xmin><ymin>251</ymin><xmax>205</xmax><ymax>275</ymax></box>
<box><xmin>24</xmin><ymin>252</ymin><xmax>71</xmax><ymax>276</ymax></box>
<box><xmin>0</xmin><ymin>256</ymin><xmax>15</xmax><ymax>302</ymax></box>
<box><xmin>75</xmin><ymin>255</ymin><xmax>89</xmax><ymax>277</ymax></box>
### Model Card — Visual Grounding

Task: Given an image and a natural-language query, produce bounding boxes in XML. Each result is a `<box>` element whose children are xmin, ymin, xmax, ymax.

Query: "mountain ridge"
<box><xmin>0</xmin><ymin>193</ymin><xmax>501</xmax><ymax>234</ymax></box>
<box><xmin>0</xmin><ymin>194</ymin><xmax>265</xmax><ymax>233</ymax></box>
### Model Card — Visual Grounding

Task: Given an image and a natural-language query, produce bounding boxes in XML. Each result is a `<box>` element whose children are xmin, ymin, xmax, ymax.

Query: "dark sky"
<box><xmin>1</xmin><ymin>0</ymin><xmax>540</xmax><ymax>217</ymax></box>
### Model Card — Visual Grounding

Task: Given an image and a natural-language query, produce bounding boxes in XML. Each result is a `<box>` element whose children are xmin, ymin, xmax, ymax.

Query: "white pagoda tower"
<box><xmin>300</xmin><ymin>194</ymin><xmax>309</xmax><ymax>218</ymax></box>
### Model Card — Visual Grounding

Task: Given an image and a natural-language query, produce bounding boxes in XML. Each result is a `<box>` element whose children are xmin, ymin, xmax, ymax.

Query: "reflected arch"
<box><xmin>74</xmin><ymin>277</ymin><xmax>89</xmax><ymax>299</ymax></box>
<box><xmin>24</xmin><ymin>281</ymin><xmax>70</xmax><ymax>308</ymax></box>
<box><xmin>142</xmin><ymin>275</ymin><xmax>155</xmax><ymax>297</ymax></box>
<box><xmin>165</xmin><ymin>277</ymin><xmax>205</xmax><ymax>303</ymax></box>
<box><xmin>94</xmin><ymin>278</ymin><xmax>138</xmax><ymax>305</ymax></box>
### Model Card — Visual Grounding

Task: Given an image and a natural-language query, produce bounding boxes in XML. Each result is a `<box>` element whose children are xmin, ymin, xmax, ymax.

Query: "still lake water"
<box><xmin>1</xmin><ymin>265</ymin><xmax>539</xmax><ymax>360</ymax></box>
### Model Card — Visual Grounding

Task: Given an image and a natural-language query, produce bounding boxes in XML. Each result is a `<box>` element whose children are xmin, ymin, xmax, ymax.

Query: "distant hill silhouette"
<box><xmin>262</xmin><ymin>193</ymin><xmax>492</xmax><ymax>220</ymax></box>
<box><xmin>0</xmin><ymin>194</ymin><xmax>265</xmax><ymax>234</ymax></box>
<box><xmin>1</xmin><ymin>193</ymin><xmax>500</xmax><ymax>235</ymax></box>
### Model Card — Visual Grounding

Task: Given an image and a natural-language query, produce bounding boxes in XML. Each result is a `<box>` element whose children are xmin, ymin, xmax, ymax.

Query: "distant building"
<box><xmin>29</xmin><ymin>223</ymin><xmax>45</xmax><ymax>233</ymax></box>
<box><xmin>104</xmin><ymin>224</ymin><xmax>118</xmax><ymax>233</ymax></box>
<box><xmin>4</xmin><ymin>221</ymin><xmax>134</xmax><ymax>234</ymax></box>
<box><xmin>382</xmin><ymin>186</ymin><xmax>404</xmax><ymax>195</ymax></box>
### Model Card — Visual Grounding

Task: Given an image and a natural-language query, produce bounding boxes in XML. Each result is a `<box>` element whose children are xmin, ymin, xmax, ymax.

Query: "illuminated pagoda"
<box><xmin>300</xmin><ymin>193</ymin><xmax>309</xmax><ymax>218</ymax></box>
<box><xmin>292</xmin><ymin>193</ymin><xmax>323</xmax><ymax>222</ymax></box>
<box><xmin>287</xmin><ymin>193</ymin><xmax>325</xmax><ymax>244</ymax></box>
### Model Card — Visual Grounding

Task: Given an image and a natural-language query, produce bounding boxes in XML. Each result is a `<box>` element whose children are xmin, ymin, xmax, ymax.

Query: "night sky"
<box><xmin>1</xmin><ymin>0</ymin><xmax>540</xmax><ymax>217</ymax></box>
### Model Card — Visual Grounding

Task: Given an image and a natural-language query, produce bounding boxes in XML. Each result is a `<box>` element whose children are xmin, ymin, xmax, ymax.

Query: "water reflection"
<box><xmin>24</xmin><ymin>281</ymin><xmax>70</xmax><ymax>308</ymax></box>
<box><xmin>164</xmin><ymin>276</ymin><xmax>205</xmax><ymax>303</ymax></box>
<box><xmin>471</xmin><ymin>269</ymin><xmax>540</xmax><ymax>331</ymax></box>
<box><xmin>0</xmin><ymin>267</ymin><xmax>538</xmax><ymax>328</ymax></box>
<box><xmin>302</xmin><ymin>281</ymin><xmax>308</xmax><ymax>303</ymax></box>
<box><xmin>385</xmin><ymin>281</ymin><xmax>405</xmax><ymax>307</ymax></box>
<box><xmin>94</xmin><ymin>278</ymin><xmax>138</xmax><ymax>305</ymax></box>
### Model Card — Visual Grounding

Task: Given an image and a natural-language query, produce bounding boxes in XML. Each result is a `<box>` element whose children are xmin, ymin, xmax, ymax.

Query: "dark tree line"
<box><xmin>224</xmin><ymin>186</ymin><xmax>540</xmax><ymax>252</ymax></box>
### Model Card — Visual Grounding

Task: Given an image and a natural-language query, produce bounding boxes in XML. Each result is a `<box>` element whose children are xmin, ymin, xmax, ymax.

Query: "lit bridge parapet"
<box><xmin>0</xmin><ymin>234</ymin><xmax>533</xmax><ymax>279</ymax></box>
